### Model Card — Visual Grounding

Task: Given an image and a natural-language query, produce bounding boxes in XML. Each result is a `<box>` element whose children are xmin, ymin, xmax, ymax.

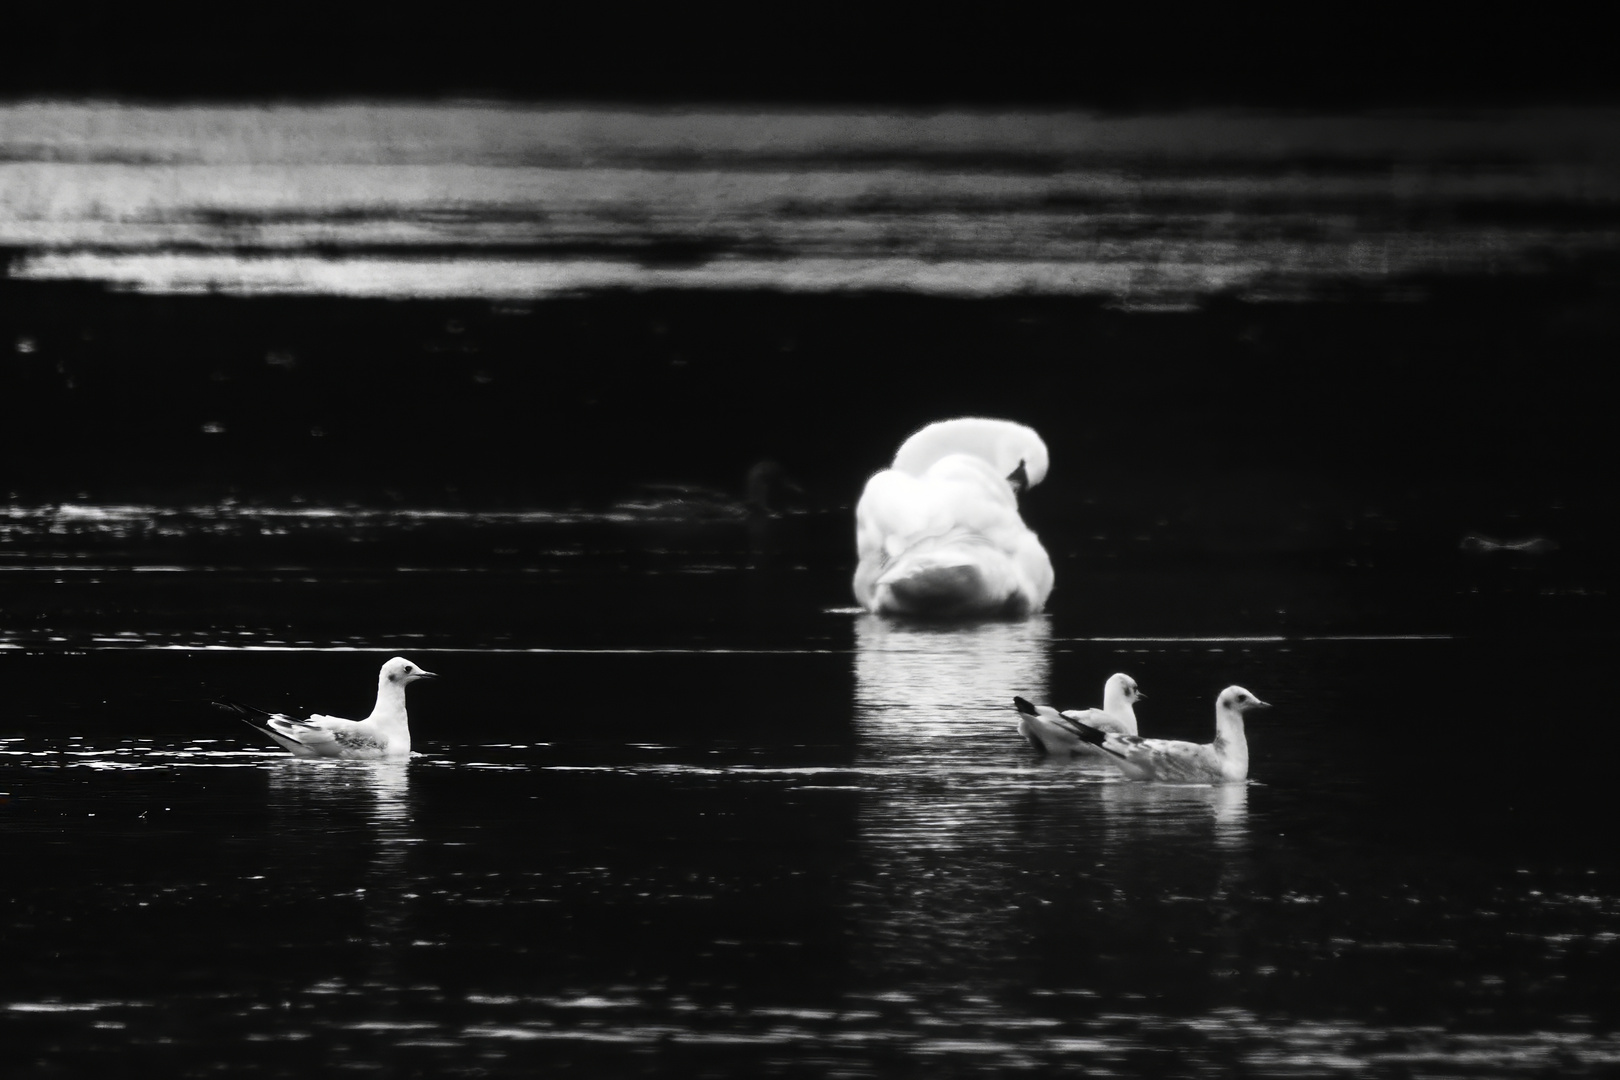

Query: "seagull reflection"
<box><xmin>1211</xmin><ymin>780</ymin><xmax>1248</xmax><ymax>837</ymax></box>
<box><xmin>264</xmin><ymin>759</ymin><xmax>413</xmax><ymax>834</ymax></box>
<box><xmin>259</xmin><ymin>760</ymin><xmax>419</xmax><ymax>1033</ymax></box>
<box><xmin>844</xmin><ymin>612</ymin><xmax>1257</xmax><ymax>992</ymax></box>
<box><xmin>1089</xmin><ymin>778</ymin><xmax>1250</xmax><ymax>856</ymax></box>
<box><xmin>263</xmin><ymin>760</ymin><xmax>417</xmax><ymax>952</ymax></box>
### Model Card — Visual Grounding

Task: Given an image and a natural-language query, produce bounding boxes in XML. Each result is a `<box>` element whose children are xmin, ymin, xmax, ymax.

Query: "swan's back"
<box><xmin>855</xmin><ymin>417</ymin><xmax>1053</xmax><ymax>618</ymax></box>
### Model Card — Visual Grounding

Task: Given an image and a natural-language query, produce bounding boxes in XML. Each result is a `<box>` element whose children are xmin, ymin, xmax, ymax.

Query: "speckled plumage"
<box><xmin>1061</xmin><ymin>685</ymin><xmax>1270</xmax><ymax>783</ymax></box>
<box><xmin>220</xmin><ymin>656</ymin><xmax>438</xmax><ymax>760</ymax></box>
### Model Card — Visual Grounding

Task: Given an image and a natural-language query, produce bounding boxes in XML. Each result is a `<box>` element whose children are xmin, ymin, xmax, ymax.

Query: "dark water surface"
<box><xmin>4</xmin><ymin>511</ymin><xmax>1617</xmax><ymax>1078</ymax></box>
<box><xmin>3</xmin><ymin>101</ymin><xmax>1617</xmax><ymax>1076</ymax></box>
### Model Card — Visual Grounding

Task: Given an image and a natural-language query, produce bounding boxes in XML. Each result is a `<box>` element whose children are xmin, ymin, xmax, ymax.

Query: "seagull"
<box><xmin>217</xmin><ymin>656</ymin><xmax>438</xmax><ymax>760</ymax></box>
<box><xmin>1053</xmin><ymin>685</ymin><xmax>1271</xmax><ymax>783</ymax></box>
<box><xmin>853</xmin><ymin>418</ymin><xmax>1054</xmax><ymax>619</ymax></box>
<box><xmin>1014</xmin><ymin>673</ymin><xmax>1144</xmax><ymax>757</ymax></box>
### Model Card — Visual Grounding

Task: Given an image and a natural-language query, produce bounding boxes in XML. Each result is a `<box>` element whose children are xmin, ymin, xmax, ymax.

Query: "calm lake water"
<box><xmin>3</xmin><ymin>100</ymin><xmax>1617</xmax><ymax>1076</ymax></box>
<box><xmin>3</xmin><ymin>507</ymin><xmax>1617</xmax><ymax>1077</ymax></box>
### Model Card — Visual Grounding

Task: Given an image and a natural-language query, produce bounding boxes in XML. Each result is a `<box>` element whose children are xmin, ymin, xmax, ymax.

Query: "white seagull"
<box><xmin>219</xmin><ymin>656</ymin><xmax>438</xmax><ymax>760</ymax></box>
<box><xmin>1057</xmin><ymin>685</ymin><xmax>1271</xmax><ymax>783</ymax></box>
<box><xmin>853</xmin><ymin>418</ymin><xmax>1054</xmax><ymax>618</ymax></box>
<box><xmin>1014</xmin><ymin>673</ymin><xmax>1144</xmax><ymax>756</ymax></box>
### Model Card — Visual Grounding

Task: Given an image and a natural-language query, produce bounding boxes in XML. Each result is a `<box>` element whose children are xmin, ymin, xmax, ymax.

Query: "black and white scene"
<box><xmin>3</xmin><ymin>9</ymin><xmax>1617</xmax><ymax>1077</ymax></box>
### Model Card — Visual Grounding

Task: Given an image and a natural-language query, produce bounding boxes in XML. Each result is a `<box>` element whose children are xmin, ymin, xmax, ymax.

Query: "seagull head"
<box><xmin>1104</xmin><ymin>672</ymin><xmax>1144</xmax><ymax>707</ymax></box>
<box><xmin>1218</xmin><ymin>686</ymin><xmax>1270</xmax><ymax>714</ymax></box>
<box><xmin>382</xmin><ymin>656</ymin><xmax>439</xmax><ymax>685</ymax></box>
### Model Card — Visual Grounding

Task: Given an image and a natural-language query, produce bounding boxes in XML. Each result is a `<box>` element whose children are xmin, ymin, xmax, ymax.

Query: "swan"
<box><xmin>1053</xmin><ymin>685</ymin><xmax>1271</xmax><ymax>783</ymax></box>
<box><xmin>1014</xmin><ymin>673</ymin><xmax>1143</xmax><ymax>756</ymax></box>
<box><xmin>218</xmin><ymin>656</ymin><xmax>438</xmax><ymax>760</ymax></box>
<box><xmin>854</xmin><ymin>418</ymin><xmax>1053</xmax><ymax>618</ymax></box>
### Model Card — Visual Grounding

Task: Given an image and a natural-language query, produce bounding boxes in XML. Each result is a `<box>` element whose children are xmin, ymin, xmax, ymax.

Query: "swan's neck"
<box><xmin>366</xmin><ymin>677</ymin><xmax>411</xmax><ymax>728</ymax></box>
<box><xmin>1213</xmin><ymin>709</ymin><xmax>1248</xmax><ymax>774</ymax></box>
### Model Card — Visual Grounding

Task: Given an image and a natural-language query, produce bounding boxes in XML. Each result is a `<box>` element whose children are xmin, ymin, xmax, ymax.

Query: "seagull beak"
<box><xmin>416</xmin><ymin>670</ymin><xmax>440</xmax><ymax>680</ymax></box>
<box><xmin>1135</xmin><ymin>690</ymin><xmax>1147</xmax><ymax>700</ymax></box>
<box><xmin>1250</xmin><ymin>698</ymin><xmax>1271</xmax><ymax>709</ymax></box>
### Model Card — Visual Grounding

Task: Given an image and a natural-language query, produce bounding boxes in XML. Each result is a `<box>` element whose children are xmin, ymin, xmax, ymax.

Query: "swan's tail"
<box><xmin>882</xmin><ymin>562</ymin><xmax>990</xmax><ymax>611</ymax></box>
<box><xmin>875</xmin><ymin>546</ymin><xmax>1031</xmax><ymax>618</ymax></box>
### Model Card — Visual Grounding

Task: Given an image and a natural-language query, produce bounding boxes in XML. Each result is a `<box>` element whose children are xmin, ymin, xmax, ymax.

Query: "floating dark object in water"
<box><xmin>607</xmin><ymin>459</ymin><xmax>806</xmax><ymax>523</ymax></box>
<box><xmin>1460</xmin><ymin>534</ymin><xmax>1559</xmax><ymax>555</ymax></box>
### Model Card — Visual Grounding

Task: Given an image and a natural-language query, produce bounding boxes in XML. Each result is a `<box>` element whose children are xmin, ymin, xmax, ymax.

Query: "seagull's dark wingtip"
<box><xmin>1070</xmin><ymin>719</ymin><xmax>1107</xmax><ymax>747</ymax></box>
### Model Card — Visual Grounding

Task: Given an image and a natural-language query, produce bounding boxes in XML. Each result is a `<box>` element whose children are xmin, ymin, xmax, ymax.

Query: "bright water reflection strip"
<box><xmin>0</xmin><ymin>636</ymin><xmax>1453</xmax><ymax>653</ymax></box>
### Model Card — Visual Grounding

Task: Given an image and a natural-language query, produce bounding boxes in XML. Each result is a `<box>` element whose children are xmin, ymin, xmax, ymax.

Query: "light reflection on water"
<box><xmin>3</xmin><ymin>593</ymin><xmax>1619</xmax><ymax>1073</ymax></box>
<box><xmin>3</xmin><ymin>723</ymin><xmax>1619</xmax><ymax>1075</ymax></box>
<box><xmin>854</xmin><ymin>613</ymin><xmax>1052</xmax><ymax>750</ymax></box>
<box><xmin>4</xmin><ymin>103</ymin><xmax>1616</xmax><ymax>305</ymax></box>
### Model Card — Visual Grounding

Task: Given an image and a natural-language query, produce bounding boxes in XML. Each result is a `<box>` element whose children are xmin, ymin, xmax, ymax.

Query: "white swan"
<box><xmin>218</xmin><ymin>657</ymin><xmax>438</xmax><ymax>760</ymax></box>
<box><xmin>1014</xmin><ymin>673</ymin><xmax>1143</xmax><ymax>756</ymax></box>
<box><xmin>1059</xmin><ymin>685</ymin><xmax>1271</xmax><ymax>783</ymax></box>
<box><xmin>854</xmin><ymin>418</ymin><xmax>1054</xmax><ymax>618</ymax></box>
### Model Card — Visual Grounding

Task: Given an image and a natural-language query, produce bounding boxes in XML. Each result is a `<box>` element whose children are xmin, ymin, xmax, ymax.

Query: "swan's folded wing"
<box><xmin>856</xmin><ymin>469</ymin><xmax>961</xmax><ymax>558</ymax></box>
<box><xmin>1009</xmin><ymin>528</ymin><xmax>1054</xmax><ymax>606</ymax></box>
<box><xmin>856</xmin><ymin>450</ymin><xmax>1052</xmax><ymax>616</ymax></box>
<box><xmin>855</xmin><ymin>470</ymin><xmax>927</xmax><ymax>603</ymax></box>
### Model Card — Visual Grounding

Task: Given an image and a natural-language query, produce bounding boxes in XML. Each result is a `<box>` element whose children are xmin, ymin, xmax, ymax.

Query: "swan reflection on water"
<box><xmin>852</xmin><ymin>613</ymin><xmax>1052</xmax><ymax>758</ymax></box>
<box><xmin>846</xmin><ymin>611</ymin><xmax>1251</xmax><ymax>975</ymax></box>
